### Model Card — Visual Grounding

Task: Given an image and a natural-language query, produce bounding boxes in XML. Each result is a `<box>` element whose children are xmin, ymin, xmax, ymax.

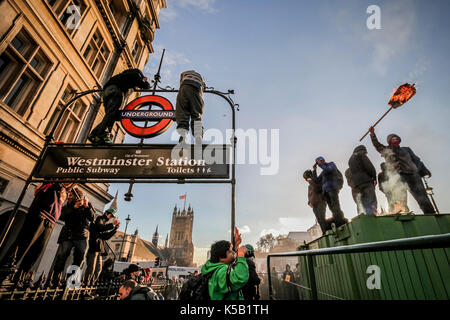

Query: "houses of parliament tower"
<box><xmin>168</xmin><ymin>205</ymin><xmax>194</xmax><ymax>267</ymax></box>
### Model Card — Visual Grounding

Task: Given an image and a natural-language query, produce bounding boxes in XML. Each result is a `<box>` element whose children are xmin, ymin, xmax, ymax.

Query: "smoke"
<box><xmin>380</xmin><ymin>169</ymin><xmax>410</xmax><ymax>213</ymax></box>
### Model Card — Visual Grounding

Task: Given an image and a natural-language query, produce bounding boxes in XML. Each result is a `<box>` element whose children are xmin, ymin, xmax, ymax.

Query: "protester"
<box><xmin>88</xmin><ymin>68</ymin><xmax>150</xmax><ymax>144</ymax></box>
<box><xmin>303</xmin><ymin>170</ymin><xmax>328</xmax><ymax>234</ymax></box>
<box><xmin>175</xmin><ymin>70</ymin><xmax>206</xmax><ymax>145</ymax></box>
<box><xmin>84</xmin><ymin>208</ymin><xmax>119</xmax><ymax>282</ymax></box>
<box><xmin>241</xmin><ymin>244</ymin><xmax>261</xmax><ymax>300</ymax></box>
<box><xmin>369</xmin><ymin>126</ymin><xmax>435</xmax><ymax>214</ymax></box>
<box><xmin>118</xmin><ymin>279</ymin><xmax>159</xmax><ymax>300</ymax></box>
<box><xmin>0</xmin><ymin>183</ymin><xmax>75</xmax><ymax>274</ymax></box>
<box><xmin>120</xmin><ymin>264</ymin><xmax>141</xmax><ymax>282</ymax></box>
<box><xmin>52</xmin><ymin>187</ymin><xmax>96</xmax><ymax>281</ymax></box>
<box><xmin>313</xmin><ymin>157</ymin><xmax>348</xmax><ymax>227</ymax></box>
<box><xmin>348</xmin><ymin>145</ymin><xmax>378</xmax><ymax>215</ymax></box>
<box><xmin>281</xmin><ymin>264</ymin><xmax>298</xmax><ymax>299</ymax></box>
<box><xmin>164</xmin><ymin>276</ymin><xmax>181</xmax><ymax>300</ymax></box>
<box><xmin>200</xmin><ymin>230</ymin><xmax>249</xmax><ymax>300</ymax></box>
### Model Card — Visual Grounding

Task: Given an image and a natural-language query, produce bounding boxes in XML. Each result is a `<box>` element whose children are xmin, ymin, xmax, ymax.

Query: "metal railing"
<box><xmin>267</xmin><ymin>233</ymin><xmax>450</xmax><ymax>300</ymax></box>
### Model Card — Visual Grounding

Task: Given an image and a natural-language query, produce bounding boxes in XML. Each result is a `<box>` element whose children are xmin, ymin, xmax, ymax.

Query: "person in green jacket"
<box><xmin>201</xmin><ymin>234</ymin><xmax>249</xmax><ymax>300</ymax></box>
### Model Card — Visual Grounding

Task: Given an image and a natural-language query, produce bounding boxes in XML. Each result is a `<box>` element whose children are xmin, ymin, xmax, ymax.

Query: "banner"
<box><xmin>36</xmin><ymin>144</ymin><xmax>230</xmax><ymax>179</ymax></box>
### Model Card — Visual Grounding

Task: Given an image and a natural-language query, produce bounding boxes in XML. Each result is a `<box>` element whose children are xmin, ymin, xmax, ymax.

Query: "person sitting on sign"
<box><xmin>369</xmin><ymin>126</ymin><xmax>435</xmax><ymax>214</ymax></box>
<box><xmin>88</xmin><ymin>68</ymin><xmax>150</xmax><ymax>145</ymax></box>
<box><xmin>175</xmin><ymin>70</ymin><xmax>206</xmax><ymax>145</ymax></box>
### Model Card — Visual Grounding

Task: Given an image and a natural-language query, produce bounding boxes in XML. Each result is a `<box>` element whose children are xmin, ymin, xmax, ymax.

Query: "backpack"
<box><xmin>132</xmin><ymin>286</ymin><xmax>159</xmax><ymax>300</ymax></box>
<box><xmin>179</xmin><ymin>265</ymin><xmax>232</xmax><ymax>301</ymax></box>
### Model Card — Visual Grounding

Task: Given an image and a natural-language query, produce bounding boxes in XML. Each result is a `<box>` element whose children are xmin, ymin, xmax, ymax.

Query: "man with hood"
<box><xmin>175</xmin><ymin>70</ymin><xmax>206</xmax><ymax>145</ymax></box>
<box><xmin>369</xmin><ymin>126</ymin><xmax>435</xmax><ymax>214</ymax></box>
<box><xmin>303</xmin><ymin>170</ymin><xmax>328</xmax><ymax>234</ymax></box>
<box><xmin>118</xmin><ymin>279</ymin><xmax>159</xmax><ymax>300</ymax></box>
<box><xmin>312</xmin><ymin>157</ymin><xmax>348</xmax><ymax>227</ymax></box>
<box><xmin>348</xmin><ymin>145</ymin><xmax>378</xmax><ymax>215</ymax></box>
<box><xmin>200</xmin><ymin>236</ymin><xmax>249</xmax><ymax>300</ymax></box>
<box><xmin>88</xmin><ymin>68</ymin><xmax>150</xmax><ymax>144</ymax></box>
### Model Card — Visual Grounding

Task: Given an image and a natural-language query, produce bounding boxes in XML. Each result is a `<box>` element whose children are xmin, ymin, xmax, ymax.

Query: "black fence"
<box><xmin>0</xmin><ymin>271</ymin><xmax>170</xmax><ymax>301</ymax></box>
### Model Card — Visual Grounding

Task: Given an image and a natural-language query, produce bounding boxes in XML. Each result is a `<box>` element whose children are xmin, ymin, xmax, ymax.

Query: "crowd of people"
<box><xmin>303</xmin><ymin>126</ymin><xmax>437</xmax><ymax>235</ymax></box>
<box><xmin>0</xmin><ymin>183</ymin><xmax>120</xmax><ymax>284</ymax></box>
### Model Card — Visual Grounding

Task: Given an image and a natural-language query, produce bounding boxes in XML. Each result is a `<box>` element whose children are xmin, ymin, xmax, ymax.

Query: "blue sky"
<box><xmin>109</xmin><ymin>0</ymin><xmax>450</xmax><ymax>265</ymax></box>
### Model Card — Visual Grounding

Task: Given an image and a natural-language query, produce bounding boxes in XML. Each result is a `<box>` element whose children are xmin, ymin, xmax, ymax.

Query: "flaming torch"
<box><xmin>360</xmin><ymin>83</ymin><xmax>416</xmax><ymax>141</ymax></box>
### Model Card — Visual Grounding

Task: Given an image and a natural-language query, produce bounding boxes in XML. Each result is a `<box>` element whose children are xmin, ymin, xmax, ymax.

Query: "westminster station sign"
<box><xmin>36</xmin><ymin>145</ymin><xmax>230</xmax><ymax>179</ymax></box>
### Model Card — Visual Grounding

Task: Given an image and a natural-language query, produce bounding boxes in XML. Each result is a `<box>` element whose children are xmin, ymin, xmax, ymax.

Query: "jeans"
<box><xmin>84</xmin><ymin>251</ymin><xmax>102</xmax><ymax>283</ymax></box>
<box><xmin>1</xmin><ymin>214</ymin><xmax>53</xmax><ymax>273</ymax></box>
<box><xmin>312</xmin><ymin>201</ymin><xmax>328</xmax><ymax>233</ymax></box>
<box><xmin>324</xmin><ymin>190</ymin><xmax>347</xmax><ymax>227</ymax></box>
<box><xmin>52</xmin><ymin>239</ymin><xmax>88</xmax><ymax>280</ymax></box>
<box><xmin>176</xmin><ymin>84</ymin><xmax>204</xmax><ymax>134</ymax></box>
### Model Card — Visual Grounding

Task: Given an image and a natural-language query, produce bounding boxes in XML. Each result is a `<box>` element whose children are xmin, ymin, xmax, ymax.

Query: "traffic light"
<box><xmin>155</xmin><ymin>256</ymin><xmax>160</xmax><ymax>267</ymax></box>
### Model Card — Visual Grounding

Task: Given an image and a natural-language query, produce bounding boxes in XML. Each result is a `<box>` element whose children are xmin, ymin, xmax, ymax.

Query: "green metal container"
<box><xmin>297</xmin><ymin>214</ymin><xmax>450</xmax><ymax>300</ymax></box>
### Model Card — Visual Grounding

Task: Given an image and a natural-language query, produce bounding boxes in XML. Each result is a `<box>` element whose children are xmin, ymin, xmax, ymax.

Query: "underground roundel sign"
<box><xmin>120</xmin><ymin>95</ymin><xmax>176</xmax><ymax>138</ymax></box>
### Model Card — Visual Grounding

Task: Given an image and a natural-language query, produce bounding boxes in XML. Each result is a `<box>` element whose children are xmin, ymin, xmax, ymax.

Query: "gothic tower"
<box><xmin>152</xmin><ymin>225</ymin><xmax>159</xmax><ymax>247</ymax></box>
<box><xmin>168</xmin><ymin>204</ymin><xmax>194</xmax><ymax>266</ymax></box>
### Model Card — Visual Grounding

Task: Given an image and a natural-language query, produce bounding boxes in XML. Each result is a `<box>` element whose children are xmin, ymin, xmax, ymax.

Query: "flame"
<box><xmin>388</xmin><ymin>83</ymin><xmax>416</xmax><ymax>108</ymax></box>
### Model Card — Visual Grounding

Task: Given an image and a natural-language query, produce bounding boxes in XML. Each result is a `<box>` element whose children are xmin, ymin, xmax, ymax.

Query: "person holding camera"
<box><xmin>52</xmin><ymin>187</ymin><xmax>96</xmax><ymax>282</ymax></box>
<box><xmin>84</xmin><ymin>208</ymin><xmax>120</xmax><ymax>283</ymax></box>
<box><xmin>241</xmin><ymin>244</ymin><xmax>261</xmax><ymax>300</ymax></box>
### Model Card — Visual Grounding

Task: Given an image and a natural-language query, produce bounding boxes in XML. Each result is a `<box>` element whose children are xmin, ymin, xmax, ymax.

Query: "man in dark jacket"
<box><xmin>1</xmin><ymin>183</ymin><xmax>74</xmax><ymax>274</ymax></box>
<box><xmin>303</xmin><ymin>170</ymin><xmax>328</xmax><ymax>234</ymax></box>
<box><xmin>242</xmin><ymin>244</ymin><xmax>261</xmax><ymax>300</ymax></box>
<box><xmin>88</xmin><ymin>68</ymin><xmax>150</xmax><ymax>144</ymax></box>
<box><xmin>118</xmin><ymin>279</ymin><xmax>159</xmax><ymax>300</ymax></box>
<box><xmin>313</xmin><ymin>157</ymin><xmax>348</xmax><ymax>227</ymax></box>
<box><xmin>176</xmin><ymin>70</ymin><xmax>206</xmax><ymax>145</ymax></box>
<box><xmin>348</xmin><ymin>145</ymin><xmax>378</xmax><ymax>215</ymax></box>
<box><xmin>369</xmin><ymin>126</ymin><xmax>435</xmax><ymax>214</ymax></box>
<box><xmin>84</xmin><ymin>208</ymin><xmax>119</xmax><ymax>282</ymax></box>
<box><xmin>52</xmin><ymin>187</ymin><xmax>96</xmax><ymax>281</ymax></box>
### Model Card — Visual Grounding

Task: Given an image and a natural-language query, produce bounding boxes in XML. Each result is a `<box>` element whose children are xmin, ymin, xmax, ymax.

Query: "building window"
<box><xmin>115</xmin><ymin>243</ymin><xmax>121</xmax><ymax>251</ymax></box>
<box><xmin>108</xmin><ymin>0</ymin><xmax>126</xmax><ymax>32</ymax></box>
<box><xmin>46</xmin><ymin>0</ymin><xmax>87</xmax><ymax>35</ymax></box>
<box><xmin>132</xmin><ymin>36</ymin><xmax>143</xmax><ymax>64</ymax></box>
<box><xmin>44</xmin><ymin>85</ymin><xmax>87</xmax><ymax>142</ymax></box>
<box><xmin>83</xmin><ymin>29</ymin><xmax>110</xmax><ymax>79</ymax></box>
<box><xmin>0</xmin><ymin>28</ymin><xmax>52</xmax><ymax>117</ymax></box>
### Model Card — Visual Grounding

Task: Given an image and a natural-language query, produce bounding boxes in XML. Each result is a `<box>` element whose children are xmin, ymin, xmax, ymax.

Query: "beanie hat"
<box><xmin>387</xmin><ymin>134</ymin><xmax>401</xmax><ymax>145</ymax></box>
<box><xmin>104</xmin><ymin>208</ymin><xmax>117</xmax><ymax>218</ymax></box>
<box><xmin>315</xmin><ymin>156</ymin><xmax>325</xmax><ymax>162</ymax></box>
<box><xmin>303</xmin><ymin>170</ymin><xmax>313</xmax><ymax>180</ymax></box>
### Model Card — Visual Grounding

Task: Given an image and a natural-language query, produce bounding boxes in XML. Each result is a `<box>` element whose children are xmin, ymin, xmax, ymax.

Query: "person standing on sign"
<box><xmin>175</xmin><ymin>70</ymin><xmax>206</xmax><ymax>145</ymax></box>
<box><xmin>88</xmin><ymin>69</ymin><xmax>150</xmax><ymax>145</ymax></box>
<box><xmin>303</xmin><ymin>169</ymin><xmax>328</xmax><ymax>234</ymax></box>
<box><xmin>369</xmin><ymin>126</ymin><xmax>435</xmax><ymax>214</ymax></box>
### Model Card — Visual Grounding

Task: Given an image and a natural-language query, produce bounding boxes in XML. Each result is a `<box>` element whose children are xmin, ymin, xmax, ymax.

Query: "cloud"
<box><xmin>160</xmin><ymin>0</ymin><xmax>217</xmax><ymax>23</ymax></box>
<box><xmin>259</xmin><ymin>217</ymin><xmax>312</xmax><ymax>237</ymax></box>
<box><xmin>228</xmin><ymin>225</ymin><xmax>251</xmax><ymax>234</ymax></box>
<box><xmin>362</xmin><ymin>1</ymin><xmax>417</xmax><ymax>75</ymax></box>
<box><xmin>159</xmin><ymin>5</ymin><xmax>177</xmax><ymax>22</ymax></box>
<box><xmin>178</xmin><ymin>0</ymin><xmax>217</xmax><ymax>12</ymax></box>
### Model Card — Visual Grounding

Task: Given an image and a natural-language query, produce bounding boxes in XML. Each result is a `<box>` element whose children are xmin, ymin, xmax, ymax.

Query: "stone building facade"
<box><xmin>0</xmin><ymin>0</ymin><xmax>166</xmax><ymax>275</ymax></box>
<box><xmin>166</xmin><ymin>205</ymin><xmax>194</xmax><ymax>267</ymax></box>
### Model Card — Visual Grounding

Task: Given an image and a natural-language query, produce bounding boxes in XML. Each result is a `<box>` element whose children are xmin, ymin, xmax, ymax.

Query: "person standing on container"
<box><xmin>369</xmin><ymin>126</ymin><xmax>435</xmax><ymax>214</ymax></box>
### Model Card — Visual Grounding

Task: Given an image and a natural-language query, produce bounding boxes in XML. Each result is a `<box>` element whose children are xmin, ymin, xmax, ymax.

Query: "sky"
<box><xmin>108</xmin><ymin>0</ymin><xmax>450</xmax><ymax>266</ymax></box>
